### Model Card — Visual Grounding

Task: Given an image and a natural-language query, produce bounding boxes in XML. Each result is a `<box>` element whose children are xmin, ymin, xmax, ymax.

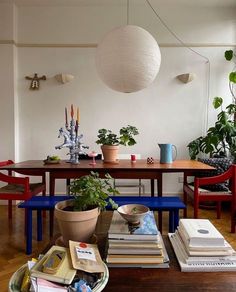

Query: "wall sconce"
<box><xmin>54</xmin><ymin>73</ymin><xmax>74</xmax><ymax>84</ymax></box>
<box><xmin>177</xmin><ymin>73</ymin><xmax>196</xmax><ymax>84</ymax></box>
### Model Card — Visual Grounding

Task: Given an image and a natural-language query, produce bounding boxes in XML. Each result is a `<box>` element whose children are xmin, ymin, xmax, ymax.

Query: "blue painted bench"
<box><xmin>18</xmin><ymin>195</ymin><xmax>185</xmax><ymax>254</ymax></box>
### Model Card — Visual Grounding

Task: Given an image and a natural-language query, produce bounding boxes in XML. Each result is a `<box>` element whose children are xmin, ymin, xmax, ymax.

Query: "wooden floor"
<box><xmin>1</xmin><ymin>202</ymin><xmax>236</xmax><ymax>291</ymax></box>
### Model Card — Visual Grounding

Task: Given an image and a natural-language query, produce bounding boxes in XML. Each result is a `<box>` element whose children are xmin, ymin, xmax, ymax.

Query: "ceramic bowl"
<box><xmin>117</xmin><ymin>204</ymin><xmax>149</xmax><ymax>225</ymax></box>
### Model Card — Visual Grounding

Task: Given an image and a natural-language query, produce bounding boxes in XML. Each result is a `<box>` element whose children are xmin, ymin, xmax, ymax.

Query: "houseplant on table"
<box><xmin>96</xmin><ymin>125</ymin><xmax>139</xmax><ymax>163</ymax></box>
<box><xmin>55</xmin><ymin>171</ymin><xmax>119</xmax><ymax>247</ymax></box>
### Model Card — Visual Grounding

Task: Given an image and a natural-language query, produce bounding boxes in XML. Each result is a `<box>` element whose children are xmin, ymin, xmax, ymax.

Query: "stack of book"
<box><xmin>106</xmin><ymin>210</ymin><xmax>169</xmax><ymax>268</ymax></box>
<box><xmin>169</xmin><ymin>218</ymin><xmax>236</xmax><ymax>272</ymax></box>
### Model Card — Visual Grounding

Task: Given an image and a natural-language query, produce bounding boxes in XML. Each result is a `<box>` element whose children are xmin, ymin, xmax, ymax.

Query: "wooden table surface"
<box><xmin>0</xmin><ymin>159</ymin><xmax>214</xmax><ymax>172</ymax></box>
<box><xmin>96</xmin><ymin>212</ymin><xmax>236</xmax><ymax>292</ymax></box>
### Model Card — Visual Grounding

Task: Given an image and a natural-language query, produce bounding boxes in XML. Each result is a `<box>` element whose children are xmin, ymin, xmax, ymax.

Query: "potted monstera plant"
<box><xmin>188</xmin><ymin>50</ymin><xmax>236</xmax><ymax>161</ymax></box>
<box><xmin>55</xmin><ymin>171</ymin><xmax>119</xmax><ymax>246</ymax></box>
<box><xmin>96</xmin><ymin>125</ymin><xmax>139</xmax><ymax>163</ymax></box>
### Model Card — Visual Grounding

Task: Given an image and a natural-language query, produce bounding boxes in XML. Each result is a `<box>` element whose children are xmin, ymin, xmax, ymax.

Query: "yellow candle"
<box><xmin>77</xmin><ymin>107</ymin><xmax>80</xmax><ymax>123</ymax></box>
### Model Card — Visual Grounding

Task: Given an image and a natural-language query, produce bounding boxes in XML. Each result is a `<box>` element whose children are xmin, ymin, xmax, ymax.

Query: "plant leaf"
<box><xmin>225</xmin><ymin>50</ymin><xmax>233</xmax><ymax>61</ymax></box>
<box><xmin>229</xmin><ymin>72</ymin><xmax>236</xmax><ymax>83</ymax></box>
<box><xmin>213</xmin><ymin>97</ymin><xmax>223</xmax><ymax>109</ymax></box>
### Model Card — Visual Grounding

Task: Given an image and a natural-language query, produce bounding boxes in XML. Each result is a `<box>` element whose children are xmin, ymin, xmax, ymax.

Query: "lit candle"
<box><xmin>71</xmin><ymin>104</ymin><xmax>74</xmax><ymax>119</ymax></box>
<box><xmin>77</xmin><ymin>107</ymin><xmax>80</xmax><ymax>123</ymax></box>
<box><xmin>65</xmin><ymin>107</ymin><xmax>68</xmax><ymax>125</ymax></box>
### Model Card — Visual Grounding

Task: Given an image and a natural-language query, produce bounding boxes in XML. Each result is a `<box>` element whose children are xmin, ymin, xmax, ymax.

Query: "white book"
<box><xmin>177</xmin><ymin>228</ymin><xmax>234</xmax><ymax>256</ymax></box>
<box><xmin>179</xmin><ymin>219</ymin><xmax>224</xmax><ymax>247</ymax></box>
<box><xmin>169</xmin><ymin>233</ymin><xmax>236</xmax><ymax>272</ymax></box>
<box><xmin>174</xmin><ymin>231</ymin><xmax>236</xmax><ymax>264</ymax></box>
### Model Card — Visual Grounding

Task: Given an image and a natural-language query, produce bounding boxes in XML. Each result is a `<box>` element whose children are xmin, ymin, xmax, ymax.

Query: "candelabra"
<box><xmin>55</xmin><ymin>106</ymin><xmax>88</xmax><ymax>164</ymax></box>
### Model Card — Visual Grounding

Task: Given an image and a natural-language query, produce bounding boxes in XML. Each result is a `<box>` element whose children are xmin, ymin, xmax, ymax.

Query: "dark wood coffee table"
<box><xmin>96</xmin><ymin>212</ymin><xmax>236</xmax><ymax>292</ymax></box>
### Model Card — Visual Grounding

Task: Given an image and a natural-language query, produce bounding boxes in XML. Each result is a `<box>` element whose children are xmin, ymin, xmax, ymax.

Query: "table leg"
<box><xmin>49</xmin><ymin>174</ymin><xmax>55</xmax><ymax>195</ymax></box>
<box><xmin>37</xmin><ymin>210</ymin><xmax>42</xmax><ymax>241</ymax></box>
<box><xmin>157</xmin><ymin>174</ymin><xmax>163</xmax><ymax>197</ymax></box>
<box><xmin>26</xmin><ymin>208</ymin><xmax>32</xmax><ymax>255</ymax></box>
<box><xmin>151</xmin><ymin>179</ymin><xmax>155</xmax><ymax>197</ymax></box>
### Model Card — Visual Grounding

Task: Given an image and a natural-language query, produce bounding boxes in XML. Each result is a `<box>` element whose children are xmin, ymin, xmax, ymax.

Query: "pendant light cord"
<box><xmin>127</xmin><ymin>0</ymin><xmax>129</xmax><ymax>25</ymax></box>
<box><xmin>146</xmin><ymin>0</ymin><xmax>211</xmax><ymax>134</ymax></box>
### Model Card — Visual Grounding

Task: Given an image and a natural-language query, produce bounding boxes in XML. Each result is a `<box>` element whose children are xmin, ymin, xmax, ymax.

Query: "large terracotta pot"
<box><xmin>55</xmin><ymin>199</ymin><xmax>100</xmax><ymax>247</ymax></box>
<box><xmin>101</xmin><ymin>145</ymin><xmax>119</xmax><ymax>163</ymax></box>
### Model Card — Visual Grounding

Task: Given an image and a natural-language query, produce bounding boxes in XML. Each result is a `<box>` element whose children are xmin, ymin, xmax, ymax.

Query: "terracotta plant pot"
<box><xmin>55</xmin><ymin>199</ymin><xmax>100</xmax><ymax>247</ymax></box>
<box><xmin>101</xmin><ymin>145</ymin><xmax>119</xmax><ymax>163</ymax></box>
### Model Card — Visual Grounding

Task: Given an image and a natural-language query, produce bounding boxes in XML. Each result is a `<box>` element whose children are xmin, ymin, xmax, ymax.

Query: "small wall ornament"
<box><xmin>25</xmin><ymin>73</ymin><xmax>46</xmax><ymax>90</ymax></box>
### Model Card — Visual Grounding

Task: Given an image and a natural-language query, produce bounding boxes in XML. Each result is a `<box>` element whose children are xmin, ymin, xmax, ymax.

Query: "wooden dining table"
<box><xmin>0</xmin><ymin>159</ymin><xmax>214</xmax><ymax>196</ymax></box>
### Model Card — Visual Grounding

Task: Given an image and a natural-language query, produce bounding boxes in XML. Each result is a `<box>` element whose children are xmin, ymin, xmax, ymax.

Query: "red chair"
<box><xmin>183</xmin><ymin>164</ymin><xmax>236</xmax><ymax>233</ymax></box>
<box><xmin>0</xmin><ymin>160</ymin><xmax>46</xmax><ymax>219</ymax></box>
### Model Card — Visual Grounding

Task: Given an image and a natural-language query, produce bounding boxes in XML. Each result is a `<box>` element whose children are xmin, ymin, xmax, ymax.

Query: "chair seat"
<box><xmin>187</xmin><ymin>185</ymin><xmax>231</xmax><ymax>195</ymax></box>
<box><xmin>0</xmin><ymin>183</ymin><xmax>44</xmax><ymax>194</ymax></box>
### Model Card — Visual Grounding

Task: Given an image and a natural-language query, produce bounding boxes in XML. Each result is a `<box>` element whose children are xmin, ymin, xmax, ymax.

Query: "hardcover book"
<box><xmin>179</xmin><ymin>219</ymin><xmax>225</xmax><ymax>247</ymax></box>
<box><xmin>169</xmin><ymin>233</ymin><xmax>236</xmax><ymax>272</ymax></box>
<box><xmin>108</xmin><ymin>211</ymin><xmax>158</xmax><ymax>240</ymax></box>
<box><xmin>108</xmin><ymin>248</ymin><xmax>163</xmax><ymax>255</ymax></box>
<box><xmin>30</xmin><ymin>246</ymin><xmax>76</xmax><ymax>284</ymax></box>
<box><xmin>177</xmin><ymin>228</ymin><xmax>234</xmax><ymax>255</ymax></box>
<box><xmin>106</xmin><ymin>254</ymin><xmax>164</xmax><ymax>264</ymax></box>
<box><xmin>174</xmin><ymin>231</ymin><xmax>236</xmax><ymax>261</ymax></box>
<box><xmin>106</xmin><ymin>232</ymin><xmax>169</xmax><ymax>268</ymax></box>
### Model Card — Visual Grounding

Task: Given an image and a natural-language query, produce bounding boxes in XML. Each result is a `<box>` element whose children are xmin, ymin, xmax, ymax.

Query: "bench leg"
<box><xmin>173</xmin><ymin>210</ymin><xmax>179</xmax><ymax>231</ymax></box>
<box><xmin>37</xmin><ymin>210</ymin><xmax>42</xmax><ymax>241</ymax></box>
<box><xmin>26</xmin><ymin>209</ymin><xmax>33</xmax><ymax>255</ymax></box>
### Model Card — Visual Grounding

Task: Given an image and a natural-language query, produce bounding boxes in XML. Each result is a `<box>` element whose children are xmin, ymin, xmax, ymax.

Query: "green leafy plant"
<box><xmin>188</xmin><ymin>50</ymin><xmax>236</xmax><ymax>160</ymax></box>
<box><xmin>69</xmin><ymin>171</ymin><xmax>119</xmax><ymax>211</ymax></box>
<box><xmin>96</xmin><ymin>125</ymin><xmax>139</xmax><ymax>146</ymax></box>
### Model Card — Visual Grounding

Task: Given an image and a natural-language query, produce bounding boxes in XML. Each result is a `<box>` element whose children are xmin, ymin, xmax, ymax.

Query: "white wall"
<box><xmin>0</xmin><ymin>3</ymin><xmax>16</xmax><ymax>162</ymax></box>
<box><xmin>0</xmin><ymin>1</ymin><xmax>235</xmax><ymax>195</ymax></box>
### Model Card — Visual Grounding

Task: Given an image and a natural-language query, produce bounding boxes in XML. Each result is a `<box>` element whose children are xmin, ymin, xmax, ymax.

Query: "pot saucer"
<box><xmin>55</xmin><ymin>234</ymin><xmax>97</xmax><ymax>247</ymax></box>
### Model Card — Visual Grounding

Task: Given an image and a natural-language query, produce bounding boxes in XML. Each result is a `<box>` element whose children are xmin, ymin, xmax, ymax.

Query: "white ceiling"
<box><xmin>1</xmin><ymin>0</ymin><xmax>236</xmax><ymax>7</ymax></box>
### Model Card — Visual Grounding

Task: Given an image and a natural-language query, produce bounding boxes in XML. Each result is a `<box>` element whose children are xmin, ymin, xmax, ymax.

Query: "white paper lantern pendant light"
<box><xmin>96</xmin><ymin>25</ymin><xmax>161</xmax><ymax>93</ymax></box>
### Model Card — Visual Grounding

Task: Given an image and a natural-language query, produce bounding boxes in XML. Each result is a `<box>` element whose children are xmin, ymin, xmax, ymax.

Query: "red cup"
<box><xmin>131</xmin><ymin>154</ymin><xmax>136</xmax><ymax>162</ymax></box>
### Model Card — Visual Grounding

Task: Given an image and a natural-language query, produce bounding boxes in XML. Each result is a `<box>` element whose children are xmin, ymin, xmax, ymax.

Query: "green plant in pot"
<box><xmin>55</xmin><ymin>171</ymin><xmax>119</xmax><ymax>247</ymax></box>
<box><xmin>188</xmin><ymin>50</ymin><xmax>236</xmax><ymax>161</ymax></box>
<box><xmin>96</xmin><ymin>125</ymin><xmax>139</xmax><ymax>163</ymax></box>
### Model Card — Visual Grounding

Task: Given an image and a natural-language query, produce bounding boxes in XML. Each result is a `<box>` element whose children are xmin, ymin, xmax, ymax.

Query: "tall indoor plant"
<box><xmin>55</xmin><ymin>171</ymin><xmax>119</xmax><ymax>246</ymax></box>
<box><xmin>96</xmin><ymin>125</ymin><xmax>139</xmax><ymax>163</ymax></box>
<box><xmin>188</xmin><ymin>50</ymin><xmax>236</xmax><ymax>161</ymax></box>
